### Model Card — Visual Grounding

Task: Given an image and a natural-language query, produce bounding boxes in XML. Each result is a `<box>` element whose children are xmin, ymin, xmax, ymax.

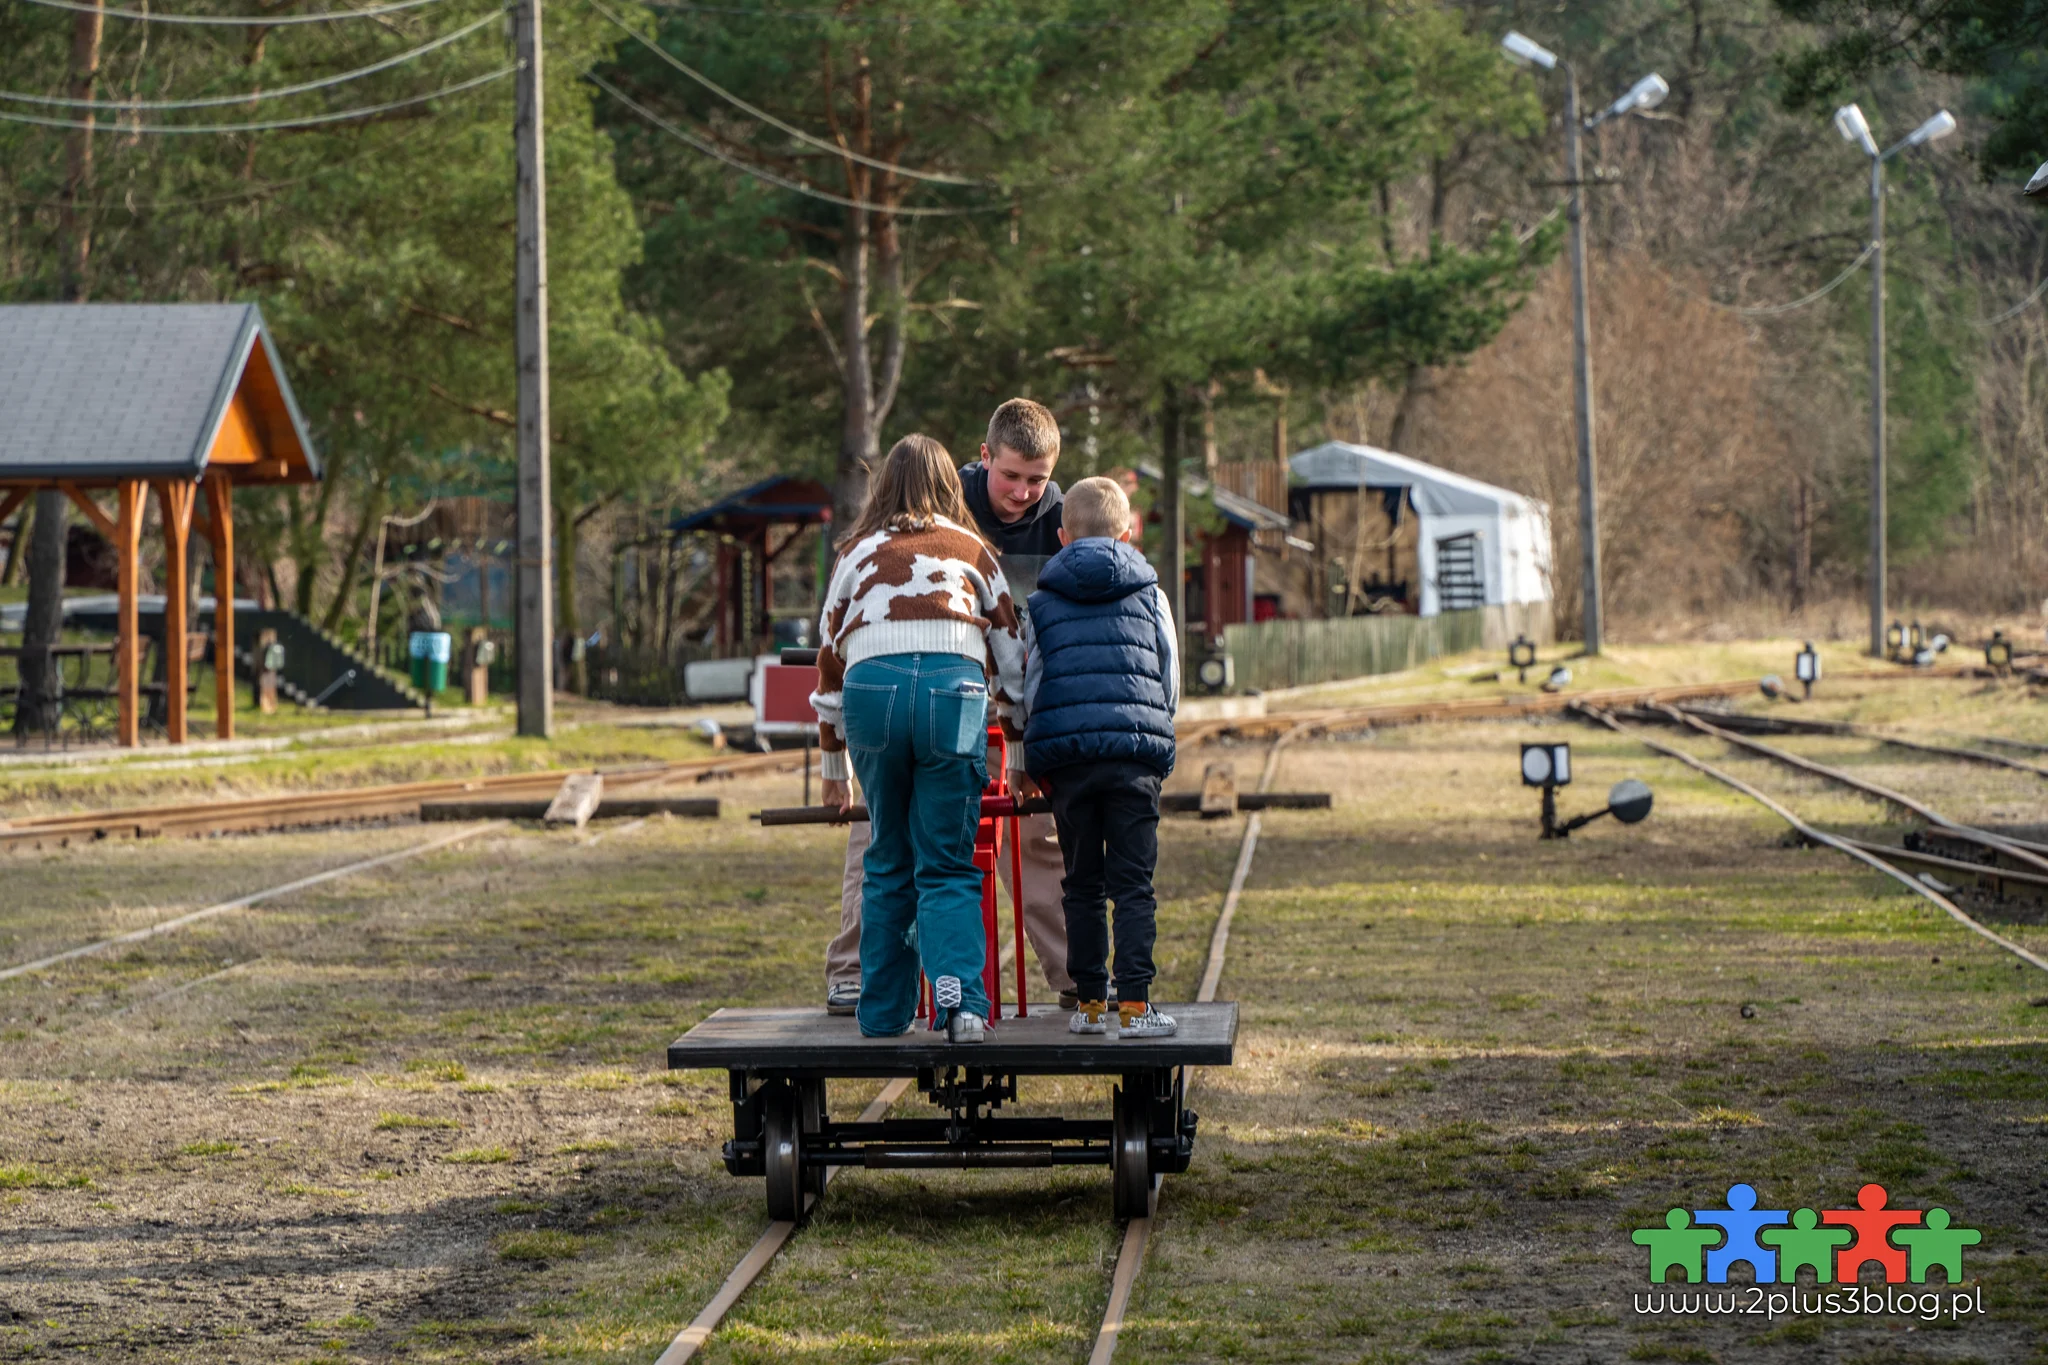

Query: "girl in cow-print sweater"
<box><xmin>808</xmin><ymin>434</ymin><xmax>1028</xmax><ymax>1042</ymax></box>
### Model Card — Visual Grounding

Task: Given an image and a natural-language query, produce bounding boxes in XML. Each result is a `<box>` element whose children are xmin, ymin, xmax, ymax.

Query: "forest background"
<box><xmin>2</xmin><ymin>0</ymin><xmax>2044</xmax><ymax>665</ymax></box>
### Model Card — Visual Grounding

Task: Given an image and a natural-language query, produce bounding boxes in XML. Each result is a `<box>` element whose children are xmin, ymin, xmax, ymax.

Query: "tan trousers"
<box><xmin>827</xmin><ymin>810</ymin><xmax>1074</xmax><ymax>996</ymax></box>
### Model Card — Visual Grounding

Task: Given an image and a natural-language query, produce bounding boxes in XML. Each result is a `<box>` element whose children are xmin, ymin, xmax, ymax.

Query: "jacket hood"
<box><xmin>1037</xmin><ymin>537</ymin><xmax>1158</xmax><ymax>604</ymax></box>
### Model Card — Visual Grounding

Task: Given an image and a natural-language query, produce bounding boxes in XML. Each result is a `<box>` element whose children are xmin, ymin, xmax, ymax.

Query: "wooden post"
<box><xmin>205</xmin><ymin>474</ymin><xmax>235</xmax><ymax>738</ymax></box>
<box><xmin>512</xmin><ymin>0</ymin><xmax>554</xmax><ymax>737</ymax></box>
<box><xmin>155</xmin><ymin>480</ymin><xmax>195</xmax><ymax>743</ymax></box>
<box><xmin>114</xmin><ymin>480</ymin><xmax>142</xmax><ymax>747</ymax></box>
<box><xmin>255</xmin><ymin>628</ymin><xmax>279</xmax><ymax>714</ymax></box>
<box><xmin>466</xmin><ymin>625</ymin><xmax>491</xmax><ymax>705</ymax></box>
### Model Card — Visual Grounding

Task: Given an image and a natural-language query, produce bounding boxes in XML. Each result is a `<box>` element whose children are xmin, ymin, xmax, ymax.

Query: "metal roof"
<box><xmin>669</xmin><ymin>475</ymin><xmax>832</xmax><ymax>535</ymax></box>
<box><xmin>1133</xmin><ymin>463</ymin><xmax>1292</xmax><ymax>533</ymax></box>
<box><xmin>1289</xmin><ymin>441</ymin><xmax>1543</xmax><ymax>519</ymax></box>
<box><xmin>0</xmin><ymin>302</ymin><xmax>320</xmax><ymax>483</ymax></box>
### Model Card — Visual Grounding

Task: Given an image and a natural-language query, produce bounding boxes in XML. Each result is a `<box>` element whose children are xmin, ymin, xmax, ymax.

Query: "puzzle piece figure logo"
<box><xmin>1631</xmin><ymin>1183</ymin><xmax>1980</xmax><ymax>1286</ymax></box>
<box><xmin>1694</xmin><ymin>1183</ymin><xmax>1786</xmax><ymax>1283</ymax></box>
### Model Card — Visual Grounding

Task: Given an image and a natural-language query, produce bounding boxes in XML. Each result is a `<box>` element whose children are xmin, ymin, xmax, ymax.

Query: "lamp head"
<box><xmin>1608</xmin><ymin>778</ymin><xmax>1654</xmax><ymax>825</ymax></box>
<box><xmin>1903</xmin><ymin>109</ymin><xmax>1957</xmax><ymax>148</ymax></box>
<box><xmin>1610</xmin><ymin>73</ymin><xmax>1670</xmax><ymax>119</ymax></box>
<box><xmin>1521</xmin><ymin>741</ymin><xmax>1572</xmax><ymax>788</ymax></box>
<box><xmin>1835</xmin><ymin>103</ymin><xmax>1879</xmax><ymax>158</ymax></box>
<box><xmin>1501</xmin><ymin>30</ymin><xmax>1558</xmax><ymax>70</ymax></box>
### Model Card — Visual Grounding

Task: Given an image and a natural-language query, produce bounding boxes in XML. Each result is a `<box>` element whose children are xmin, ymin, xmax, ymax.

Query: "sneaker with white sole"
<box><xmin>1059</xmin><ymin>989</ymin><xmax>1118</xmax><ymax>1012</ymax></box>
<box><xmin>825</xmin><ymin>982</ymin><xmax>860</xmax><ymax>1016</ymax></box>
<box><xmin>1068</xmin><ymin>1000</ymin><xmax>1109</xmax><ymax>1035</ymax></box>
<box><xmin>947</xmin><ymin>1010</ymin><xmax>986</xmax><ymax>1044</ymax></box>
<box><xmin>1117</xmin><ymin>1003</ymin><xmax>1177</xmax><ymax>1038</ymax></box>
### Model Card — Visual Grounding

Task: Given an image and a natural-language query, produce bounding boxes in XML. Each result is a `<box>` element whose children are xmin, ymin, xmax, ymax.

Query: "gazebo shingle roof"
<box><xmin>0</xmin><ymin>302</ymin><xmax>319</xmax><ymax>482</ymax></box>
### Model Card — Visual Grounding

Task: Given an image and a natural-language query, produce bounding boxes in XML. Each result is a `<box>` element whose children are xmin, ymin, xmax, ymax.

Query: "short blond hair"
<box><xmin>986</xmin><ymin>397</ymin><xmax>1061</xmax><ymax>462</ymax></box>
<box><xmin>1062</xmin><ymin>476</ymin><xmax>1132</xmax><ymax>540</ymax></box>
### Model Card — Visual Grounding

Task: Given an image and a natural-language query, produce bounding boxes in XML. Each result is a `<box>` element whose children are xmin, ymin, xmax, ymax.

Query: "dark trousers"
<box><xmin>1043</xmin><ymin>760</ymin><xmax>1162</xmax><ymax>1003</ymax></box>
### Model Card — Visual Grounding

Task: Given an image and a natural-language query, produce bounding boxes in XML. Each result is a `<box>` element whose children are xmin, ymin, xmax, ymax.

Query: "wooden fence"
<box><xmin>1220</xmin><ymin>609</ymin><xmax>1488</xmax><ymax>692</ymax></box>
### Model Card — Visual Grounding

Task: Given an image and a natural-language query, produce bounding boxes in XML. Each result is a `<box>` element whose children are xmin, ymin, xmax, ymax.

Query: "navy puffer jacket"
<box><xmin>1023</xmin><ymin>538</ymin><xmax>1178</xmax><ymax>778</ymax></box>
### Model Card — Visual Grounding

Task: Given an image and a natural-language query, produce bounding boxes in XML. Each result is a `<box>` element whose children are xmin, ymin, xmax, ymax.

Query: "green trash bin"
<box><xmin>408</xmin><ymin>631</ymin><xmax>452</xmax><ymax>694</ymax></box>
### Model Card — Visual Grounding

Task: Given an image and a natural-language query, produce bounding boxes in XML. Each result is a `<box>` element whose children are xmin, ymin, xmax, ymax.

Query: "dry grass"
<box><xmin>1</xmin><ymin>691</ymin><xmax>2045</xmax><ymax>1362</ymax></box>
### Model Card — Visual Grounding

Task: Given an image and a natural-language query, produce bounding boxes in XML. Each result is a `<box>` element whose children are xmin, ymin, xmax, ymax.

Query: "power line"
<box><xmin>586</xmin><ymin>70</ymin><xmax>1003</xmax><ymax>217</ymax></box>
<box><xmin>588</xmin><ymin>0</ymin><xmax>987</xmax><ymax>188</ymax></box>
<box><xmin>0</xmin><ymin>8</ymin><xmax>504</xmax><ymax>111</ymax></box>
<box><xmin>1972</xmin><ymin>273</ymin><xmax>2048</xmax><ymax>328</ymax></box>
<box><xmin>640</xmin><ymin>1</ymin><xmax>1359</xmax><ymax>29</ymax></box>
<box><xmin>15</xmin><ymin>0</ymin><xmax>451</xmax><ymax>24</ymax></box>
<box><xmin>0</xmin><ymin>111</ymin><xmax>458</xmax><ymax>211</ymax></box>
<box><xmin>1718</xmin><ymin>242</ymin><xmax>1877</xmax><ymax>317</ymax></box>
<box><xmin>0</xmin><ymin>63</ymin><xmax>511</xmax><ymax>133</ymax></box>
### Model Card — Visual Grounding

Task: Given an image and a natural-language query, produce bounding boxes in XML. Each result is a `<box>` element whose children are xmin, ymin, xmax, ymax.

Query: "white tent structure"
<box><xmin>1290</xmin><ymin>441</ymin><xmax>1552</xmax><ymax>618</ymax></box>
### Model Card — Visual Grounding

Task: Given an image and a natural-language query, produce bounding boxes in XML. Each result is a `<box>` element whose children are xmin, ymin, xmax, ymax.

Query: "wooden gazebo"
<box><xmin>668</xmin><ymin>475</ymin><xmax>832</xmax><ymax>656</ymax></box>
<box><xmin>0</xmin><ymin>303</ymin><xmax>320</xmax><ymax>746</ymax></box>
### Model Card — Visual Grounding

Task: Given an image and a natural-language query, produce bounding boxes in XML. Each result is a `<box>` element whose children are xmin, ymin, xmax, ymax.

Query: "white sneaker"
<box><xmin>947</xmin><ymin>1010</ymin><xmax>986</xmax><ymax>1044</ymax></box>
<box><xmin>1117</xmin><ymin>1004</ymin><xmax>1177</xmax><ymax>1039</ymax></box>
<box><xmin>825</xmin><ymin>982</ymin><xmax>860</xmax><ymax>1016</ymax></box>
<box><xmin>1069</xmin><ymin>1001</ymin><xmax>1109</xmax><ymax>1035</ymax></box>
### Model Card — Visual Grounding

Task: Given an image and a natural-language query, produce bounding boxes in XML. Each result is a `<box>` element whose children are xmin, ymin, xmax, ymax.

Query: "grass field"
<box><xmin>3</xmin><ymin>670</ymin><xmax>2048</xmax><ymax>1362</ymax></box>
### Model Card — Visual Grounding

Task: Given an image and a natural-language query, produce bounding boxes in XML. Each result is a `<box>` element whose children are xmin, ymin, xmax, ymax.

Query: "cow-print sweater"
<box><xmin>808</xmin><ymin>514</ymin><xmax>1028</xmax><ymax>781</ymax></box>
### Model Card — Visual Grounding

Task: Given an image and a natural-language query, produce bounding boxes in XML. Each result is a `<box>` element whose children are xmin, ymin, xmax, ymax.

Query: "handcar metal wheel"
<box><xmin>799</xmin><ymin>1078</ymin><xmax>828</xmax><ymax>1199</ymax></box>
<box><xmin>1110</xmin><ymin>1082</ymin><xmax>1157</xmax><ymax>1220</ymax></box>
<box><xmin>762</xmin><ymin>1085</ymin><xmax>804</xmax><ymax>1221</ymax></box>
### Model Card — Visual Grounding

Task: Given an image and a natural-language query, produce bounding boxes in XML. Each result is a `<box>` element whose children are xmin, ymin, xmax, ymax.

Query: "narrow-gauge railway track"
<box><xmin>0</xmin><ymin>666</ymin><xmax>1959</xmax><ymax>849</ymax></box>
<box><xmin>1178</xmin><ymin>665</ymin><xmax>1980</xmax><ymax>746</ymax></box>
<box><xmin>648</xmin><ymin>730</ymin><xmax>1300</xmax><ymax>1365</ymax></box>
<box><xmin>1578</xmin><ymin>706</ymin><xmax>2048</xmax><ymax>975</ymax></box>
<box><xmin>1087</xmin><ymin>722</ymin><xmax>1309</xmax><ymax>1364</ymax></box>
<box><xmin>1638</xmin><ymin>703</ymin><xmax>2048</xmax><ymax>878</ymax></box>
<box><xmin>0</xmin><ymin>749</ymin><xmax>798</xmax><ymax>849</ymax></box>
<box><xmin>0</xmin><ymin>821</ymin><xmax>507</xmax><ymax>983</ymax></box>
<box><xmin>1646</xmin><ymin>704</ymin><xmax>2048</xmax><ymax>780</ymax></box>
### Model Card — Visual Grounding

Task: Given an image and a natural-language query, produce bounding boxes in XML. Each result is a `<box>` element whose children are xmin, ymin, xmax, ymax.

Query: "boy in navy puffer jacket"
<box><xmin>1021</xmin><ymin>477</ymin><xmax>1180</xmax><ymax>1039</ymax></box>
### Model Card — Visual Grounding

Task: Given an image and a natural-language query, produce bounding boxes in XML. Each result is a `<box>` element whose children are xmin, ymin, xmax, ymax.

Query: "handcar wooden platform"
<box><xmin>669</xmin><ymin>1002</ymin><xmax>1237</xmax><ymax>1220</ymax></box>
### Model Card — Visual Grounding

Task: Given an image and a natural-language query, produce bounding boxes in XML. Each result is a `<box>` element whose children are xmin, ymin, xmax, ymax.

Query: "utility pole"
<box><xmin>513</xmin><ymin>0</ymin><xmax>553</xmax><ymax>737</ymax></box>
<box><xmin>1500</xmin><ymin>35</ymin><xmax>1666</xmax><ymax>654</ymax></box>
<box><xmin>1563</xmin><ymin>65</ymin><xmax>1602</xmax><ymax>657</ymax></box>
<box><xmin>60</xmin><ymin>0</ymin><xmax>102</xmax><ymax>302</ymax></box>
<box><xmin>1866</xmin><ymin>153</ymin><xmax>1887</xmax><ymax>660</ymax></box>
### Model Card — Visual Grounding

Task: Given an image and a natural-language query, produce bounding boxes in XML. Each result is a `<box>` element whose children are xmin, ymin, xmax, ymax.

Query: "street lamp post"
<box><xmin>1832</xmin><ymin>102</ymin><xmax>1956</xmax><ymax>659</ymax></box>
<box><xmin>1502</xmin><ymin>33</ymin><xmax>1667</xmax><ymax>656</ymax></box>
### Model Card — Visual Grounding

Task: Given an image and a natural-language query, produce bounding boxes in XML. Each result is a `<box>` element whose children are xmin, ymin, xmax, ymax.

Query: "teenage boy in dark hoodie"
<box><xmin>822</xmin><ymin>399</ymin><xmax>1078</xmax><ymax>1015</ymax></box>
<box><xmin>1021</xmin><ymin>476</ymin><xmax>1179</xmax><ymax>1039</ymax></box>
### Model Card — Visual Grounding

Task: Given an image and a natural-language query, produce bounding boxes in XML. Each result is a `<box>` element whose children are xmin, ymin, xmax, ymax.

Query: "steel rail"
<box><xmin>651</xmin><ymin>934</ymin><xmax>1021</xmax><ymax>1364</ymax></box>
<box><xmin>1578</xmin><ymin>707</ymin><xmax>2048</xmax><ymax>974</ymax></box>
<box><xmin>0</xmin><ymin>749</ymin><xmax>796</xmax><ymax>849</ymax></box>
<box><xmin>1090</xmin><ymin>724</ymin><xmax>1308</xmax><ymax>1365</ymax></box>
<box><xmin>656</xmin><ymin>725</ymin><xmax>1306</xmax><ymax>1365</ymax></box>
<box><xmin>1178</xmin><ymin>666</ymin><xmax>1980</xmax><ymax>748</ymax></box>
<box><xmin>0</xmin><ymin>821</ymin><xmax>506</xmax><ymax>982</ymax></box>
<box><xmin>1664</xmin><ymin>704</ymin><xmax>2048</xmax><ymax>779</ymax></box>
<box><xmin>1651</xmin><ymin>703</ymin><xmax>2048</xmax><ymax>879</ymax></box>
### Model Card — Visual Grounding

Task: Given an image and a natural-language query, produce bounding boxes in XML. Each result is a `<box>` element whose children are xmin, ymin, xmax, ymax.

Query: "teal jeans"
<box><xmin>843</xmin><ymin>653</ymin><xmax>991</xmax><ymax>1035</ymax></box>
